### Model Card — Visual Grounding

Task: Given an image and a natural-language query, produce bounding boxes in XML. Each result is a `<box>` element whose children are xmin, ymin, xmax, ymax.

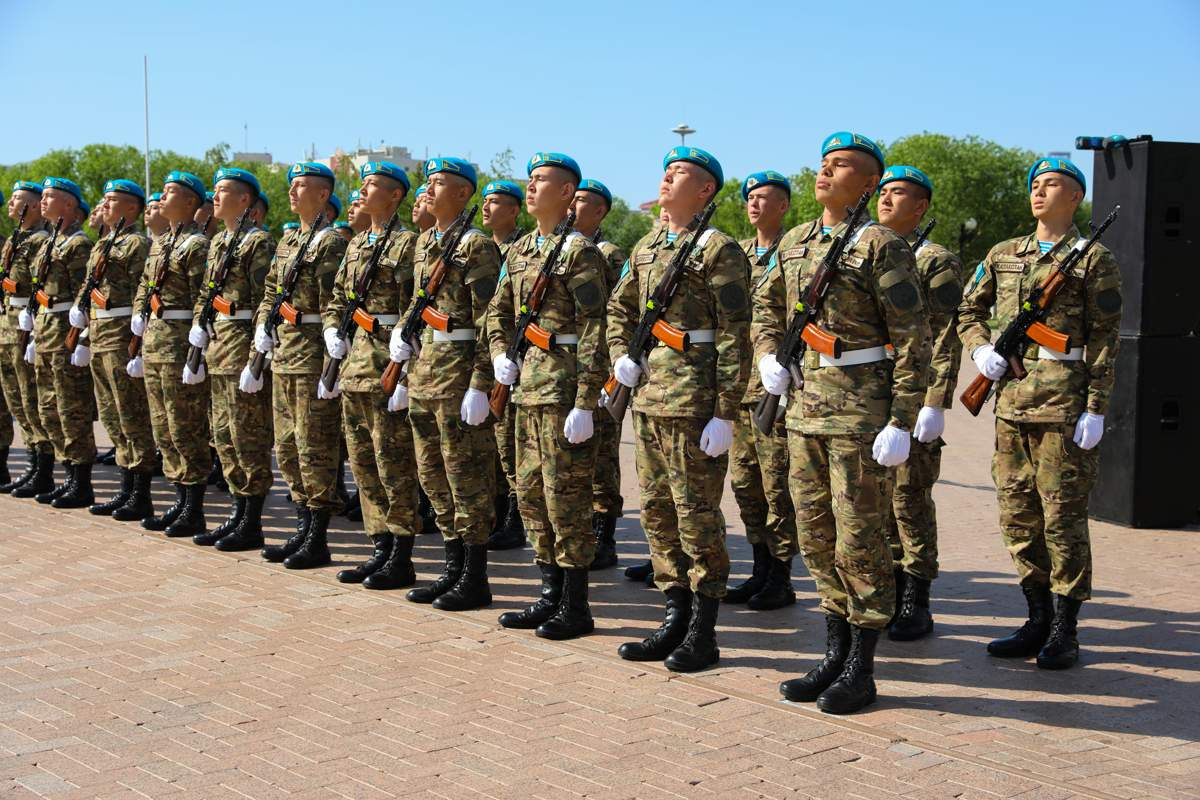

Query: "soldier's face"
<box><xmin>526</xmin><ymin>166</ymin><xmax>573</xmax><ymax>218</ymax></box>
<box><xmin>1030</xmin><ymin>174</ymin><xmax>1083</xmax><ymax>222</ymax></box>
<box><xmin>425</xmin><ymin>173</ymin><xmax>470</xmax><ymax>220</ymax></box>
<box><xmin>360</xmin><ymin>175</ymin><xmax>404</xmax><ymax>218</ymax></box>
<box><xmin>746</xmin><ymin>186</ymin><xmax>789</xmax><ymax>231</ymax></box>
<box><xmin>816</xmin><ymin>151</ymin><xmax>879</xmax><ymax>209</ymax></box>
<box><xmin>877</xmin><ymin>182</ymin><xmax>929</xmax><ymax>231</ymax></box>
<box><xmin>482</xmin><ymin>194</ymin><xmax>518</xmax><ymax>230</ymax></box>
<box><xmin>102</xmin><ymin>192</ymin><xmax>140</xmax><ymax>228</ymax></box>
<box><xmin>160</xmin><ymin>184</ymin><xmax>195</xmax><ymax>225</ymax></box>
<box><xmin>196</xmin><ymin>202</ymin><xmax>214</xmax><ymax>230</ymax></box>
<box><xmin>659</xmin><ymin>162</ymin><xmax>715</xmax><ymax>212</ymax></box>
<box><xmin>213</xmin><ymin>181</ymin><xmax>252</xmax><ymax>224</ymax></box>
<box><xmin>144</xmin><ymin>200</ymin><xmax>161</xmax><ymax>228</ymax></box>
<box><xmin>41</xmin><ymin>188</ymin><xmax>75</xmax><ymax>225</ymax></box>
<box><xmin>571</xmin><ymin>190</ymin><xmax>608</xmax><ymax>233</ymax></box>
<box><xmin>9</xmin><ymin>191</ymin><xmax>43</xmax><ymax>224</ymax></box>
<box><xmin>288</xmin><ymin>175</ymin><xmax>330</xmax><ymax>217</ymax></box>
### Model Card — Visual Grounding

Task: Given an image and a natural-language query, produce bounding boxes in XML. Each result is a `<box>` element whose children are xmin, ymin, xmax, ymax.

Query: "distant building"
<box><xmin>322</xmin><ymin>145</ymin><xmax>422</xmax><ymax>176</ymax></box>
<box><xmin>233</xmin><ymin>151</ymin><xmax>274</xmax><ymax>164</ymax></box>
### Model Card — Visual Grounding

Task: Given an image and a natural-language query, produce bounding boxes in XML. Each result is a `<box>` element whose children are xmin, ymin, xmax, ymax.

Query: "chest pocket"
<box><xmin>992</xmin><ymin>257</ymin><xmax>1027</xmax><ymax>322</ymax></box>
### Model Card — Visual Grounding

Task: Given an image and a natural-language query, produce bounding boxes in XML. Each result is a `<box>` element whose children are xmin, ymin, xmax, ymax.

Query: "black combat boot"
<box><xmin>335</xmin><ymin>457</ymin><xmax>351</xmax><ymax>515</ymax></box>
<box><xmin>987</xmin><ymin>585</ymin><xmax>1054</xmax><ymax>658</ymax></box>
<box><xmin>207</xmin><ymin>448</ymin><xmax>227</xmax><ymax>492</ymax></box>
<box><xmin>816</xmin><ymin>626</ymin><xmax>880</xmax><ymax>714</ymax></box>
<box><xmin>1036</xmin><ymin>595</ymin><xmax>1083</xmax><ymax>670</ymax></box>
<box><xmin>406</xmin><ymin>539</ymin><xmax>465</xmax><ymax>603</ymax></box>
<box><xmin>337</xmin><ymin>533</ymin><xmax>393</xmax><ymax>584</ymax></box>
<box><xmin>625</xmin><ymin>559</ymin><xmax>654</xmax><ymax>584</ymax></box>
<box><xmin>344</xmin><ymin>492</ymin><xmax>362</xmax><ymax>522</ymax></box>
<box><xmin>589</xmin><ymin>513</ymin><xmax>618</xmax><ymax>570</ymax></box>
<box><xmin>283</xmin><ymin>509</ymin><xmax>332</xmax><ymax>569</ymax></box>
<box><xmin>419</xmin><ymin>487</ymin><xmax>438</xmax><ymax>535</ymax></box>
<box><xmin>888</xmin><ymin>568</ymin><xmax>907</xmax><ymax>627</ymax></box>
<box><xmin>499</xmin><ymin>562</ymin><xmax>563</xmax><ymax>629</ymax></box>
<box><xmin>487</xmin><ymin>494</ymin><xmax>525</xmax><ymax>550</ymax></box>
<box><xmin>35</xmin><ymin>461</ymin><xmax>71</xmax><ymax>504</ymax></box>
<box><xmin>143</xmin><ymin>483</ymin><xmax>186</xmax><ymax>530</ymax></box>
<box><xmin>537</xmin><ymin>568</ymin><xmax>594</xmax><ymax>640</ymax></box>
<box><xmin>363</xmin><ymin>536</ymin><xmax>416</xmax><ymax>590</ymax></box>
<box><xmin>14</xmin><ymin>452</ymin><xmax>54</xmax><ymax>499</ymax></box>
<box><xmin>0</xmin><ymin>446</ymin><xmax>9</xmax><ymax>487</ymax></box>
<box><xmin>112</xmin><ymin>471</ymin><xmax>155</xmax><ymax>521</ymax></box>
<box><xmin>52</xmin><ymin>462</ymin><xmax>94</xmax><ymax>509</ymax></box>
<box><xmin>262</xmin><ymin>507</ymin><xmax>310</xmax><ymax>562</ymax></box>
<box><xmin>90</xmin><ymin>468</ymin><xmax>133</xmax><ymax>515</ymax></box>
<box><xmin>1</xmin><ymin>449</ymin><xmax>39</xmax><ymax>493</ymax></box>
<box><xmin>618</xmin><ymin>587</ymin><xmax>693</xmax><ymax>661</ymax></box>
<box><xmin>193</xmin><ymin>496</ymin><xmax>246</xmax><ymax>545</ymax></box>
<box><xmin>780</xmin><ymin>614</ymin><xmax>851</xmax><ymax>702</ymax></box>
<box><xmin>433</xmin><ymin>543</ymin><xmax>492</xmax><ymax>610</ymax></box>
<box><xmin>724</xmin><ymin>542</ymin><xmax>769</xmax><ymax>604</ymax></box>
<box><xmin>165</xmin><ymin>483</ymin><xmax>206</xmax><ymax>538</ymax></box>
<box><xmin>664</xmin><ymin>594</ymin><xmax>720</xmax><ymax>672</ymax></box>
<box><xmin>98</xmin><ymin>446</ymin><xmax>117</xmax><ymax>466</ymax></box>
<box><xmin>748</xmin><ymin>556</ymin><xmax>796</xmax><ymax>610</ymax></box>
<box><xmin>889</xmin><ymin>575</ymin><xmax>934</xmax><ymax>641</ymax></box>
<box><xmin>216</xmin><ymin>495</ymin><xmax>265</xmax><ymax>551</ymax></box>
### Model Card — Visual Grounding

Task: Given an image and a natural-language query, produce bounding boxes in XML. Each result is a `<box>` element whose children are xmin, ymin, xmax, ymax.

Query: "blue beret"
<box><xmin>483</xmin><ymin>180</ymin><xmax>523</xmax><ymax>203</ymax></box>
<box><xmin>0</xmin><ymin>189</ymin><xmax>4</xmax><ymax>204</ymax></box>
<box><xmin>257</xmin><ymin>192</ymin><xmax>269</xmax><ymax>212</ymax></box>
<box><xmin>578</xmin><ymin>178</ymin><xmax>612</xmax><ymax>207</ymax></box>
<box><xmin>361</xmin><ymin>161</ymin><xmax>412</xmax><ymax>193</ymax></box>
<box><xmin>880</xmin><ymin>165</ymin><xmax>933</xmax><ymax>198</ymax></box>
<box><xmin>327</xmin><ymin>193</ymin><xmax>342</xmax><ymax>217</ymax></box>
<box><xmin>348</xmin><ymin>188</ymin><xmax>361</xmax><ymax>204</ymax></box>
<box><xmin>288</xmin><ymin>161</ymin><xmax>334</xmax><ymax>184</ymax></box>
<box><xmin>164</xmin><ymin>170</ymin><xmax>206</xmax><ymax>203</ymax></box>
<box><xmin>527</xmin><ymin>152</ymin><xmax>581</xmax><ymax>184</ymax></box>
<box><xmin>741</xmin><ymin>170</ymin><xmax>790</xmax><ymax>201</ymax></box>
<box><xmin>148</xmin><ymin>192</ymin><xmax>163</xmax><ymax>203</ymax></box>
<box><xmin>282</xmin><ymin>222</ymin><xmax>299</xmax><ymax>231</ymax></box>
<box><xmin>663</xmin><ymin>147</ymin><xmax>723</xmax><ymax>187</ymax></box>
<box><xmin>1027</xmin><ymin>157</ymin><xmax>1086</xmax><ymax>194</ymax></box>
<box><xmin>204</xmin><ymin>191</ymin><xmax>214</xmax><ymax>202</ymax></box>
<box><xmin>213</xmin><ymin>167</ymin><xmax>261</xmax><ymax>195</ymax></box>
<box><xmin>11</xmin><ymin>180</ymin><xmax>42</xmax><ymax>195</ymax></box>
<box><xmin>333</xmin><ymin>221</ymin><xmax>351</xmax><ymax>230</ymax></box>
<box><xmin>103</xmin><ymin>179</ymin><xmax>145</xmax><ymax>202</ymax></box>
<box><xmin>414</xmin><ymin>184</ymin><xmax>427</xmax><ymax>199</ymax></box>
<box><xmin>42</xmin><ymin>176</ymin><xmax>83</xmax><ymax>205</ymax></box>
<box><xmin>424</xmin><ymin>157</ymin><xmax>476</xmax><ymax>190</ymax></box>
<box><xmin>821</xmin><ymin>131</ymin><xmax>885</xmax><ymax>173</ymax></box>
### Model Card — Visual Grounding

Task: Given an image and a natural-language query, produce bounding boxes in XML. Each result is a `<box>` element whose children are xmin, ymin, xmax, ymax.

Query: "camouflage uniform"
<box><xmin>607</xmin><ymin>226</ymin><xmax>752</xmax><ymax>599</ymax></box>
<box><xmin>487</xmin><ymin>229</ymin><xmax>609</xmax><ymax>568</ymax></box>
<box><xmin>0</xmin><ymin>223</ymin><xmax>53</xmax><ymax>456</ymax></box>
<box><xmin>404</xmin><ymin>226</ymin><xmax>502</xmax><ymax>544</ymax></box>
<box><xmin>491</xmin><ymin>228</ymin><xmax>526</xmax><ymax>501</ymax></box>
<box><xmin>958</xmin><ymin>228</ymin><xmax>1122</xmax><ymax>601</ymax></box>
<box><xmin>753</xmin><ymin>218</ymin><xmax>931</xmax><ymax>629</ymax></box>
<box><xmin>592</xmin><ymin>238</ymin><xmax>627</xmax><ymax>517</ymax></box>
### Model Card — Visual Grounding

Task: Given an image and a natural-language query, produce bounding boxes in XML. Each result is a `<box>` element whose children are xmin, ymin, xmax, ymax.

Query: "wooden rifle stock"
<box><xmin>487</xmin><ymin>382</ymin><xmax>511</xmax><ymax>419</ymax></box>
<box><xmin>380</xmin><ymin>360</ymin><xmax>403</xmax><ymax>395</ymax></box>
<box><xmin>959</xmin><ymin>373</ymin><xmax>993</xmax><ymax>417</ymax></box>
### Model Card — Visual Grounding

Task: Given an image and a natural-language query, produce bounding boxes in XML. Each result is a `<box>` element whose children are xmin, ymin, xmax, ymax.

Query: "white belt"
<box><xmin>685</xmin><ymin>329</ymin><xmax>716</xmax><ymax>344</ymax></box>
<box><xmin>293</xmin><ymin>316</ymin><xmax>325</xmax><ymax>325</ymax></box>
<box><xmin>818</xmin><ymin>345</ymin><xmax>889</xmax><ymax>368</ymax></box>
<box><xmin>94</xmin><ymin>306</ymin><xmax>133</xmax><ymax>319</ymax></box>
<box><xmin>432</xmin><ymin>327</ymin><xmax>476</xmax><ymax>342</ymax></box>
<box><xmin>553</xmin><ymin>334</ymin><xmax>579</xmax><ymax>346</ymax></box>
<box><xmin>217</xmin><ymin>310</ymin><xmax>254</xmax><ymax>321</ymax></box>
<box><xmin>372</xmin><ymin>313</ymin><xmax>400</xmax><ymax>326</ymax></box>
<box><xmin>7</xmin><ymin>296</ymin><xmax>29</xmax><ymax>308</ymax></box>
<box><xmin>1037</xmin><ymin>346</ymin><xmax>1084</xmax><ymax>361</ymax></box>
<box><xmin>156</xmin><ymin>310</ymin><xmax>194</xmax><ymax>321</ymax></box>
<box><xmin>42</xmin><ymin>302</ymin><xmax>72</xmax><ymax>314</ymax></box>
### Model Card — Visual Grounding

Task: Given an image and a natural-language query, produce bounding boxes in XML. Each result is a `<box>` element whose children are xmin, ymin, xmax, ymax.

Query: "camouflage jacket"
<box><xmin>905</xmin><ymin>230</ymin><xmax>966</xmax><ymax>409</ymax></box>
<box><xmin>31</xmin><ymin>227</ymin><xmax>93</xmax><ymax>353</ymax></box>
<box><xmin>194</xmin><ymin>227</ymin><xmax>273</xmax><ymax>376</ymax></box>
<box><xmin>323</xmin><ymin>225</ymin><xmax>418</xmax><ymax>393</ymax></box>
<box><xmin>258</xmin><ymin>224</ymin><xmax>347</xmax><ymax>375</ymax></box>
<box><xmin>133</xmin><ymin>225</ymin><xmax>209</xmax><ymax>365</ymax></box>
<box><xmin>738</xmin><ymin>233</ymin><xmax>787</xmax><ymax>406</ymax></box>
<box><xmin>486</xmin><ymin>228</ymin><xmax>609</xmax><ymax>409</ymax></box>
<box><xmin>403</xmin><ymin>226</ymin><xmax>501</xmax><ymax>401</ymax></box>
<box><xmin>752</xmin><ymin>217</ymin><xmax>931</xmax><ymax>435</ymax></box>
<box><xmin>0</xmin><ymin>222</ymin><xmax>51</xmax><ymax>345</ymax></box>
<box><xmin>496</xmin><ymin>228</ymin><xmax>526</xmax><ymax>264</ymax></box>
<box><xmin>596</xmin><ymin>239</ymin><xmax>627</xmax><ymax>293</ymax></box>
<box><xmin>607</xmin><ymin>224</ymin><xmax>751</xmax><ymax>421</ymax></box>
<box><xmin>77</xmin><ymin>229</ymin><xmax>150</xmax><ymax>354</ymax></box>
<box><xmin>957</xmin><ymin>226</ymin><xmax>1122</xmax><ymax>422</ymax></box>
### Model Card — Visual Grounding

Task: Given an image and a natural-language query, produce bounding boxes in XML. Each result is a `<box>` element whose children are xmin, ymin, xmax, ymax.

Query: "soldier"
<box><xmin>959</xmin><ymin>157</ymin><xmax>1121</xmax><ymax>671</ymax></box>
<box><xmin>144</xmin><ymin>192</ymin><xmax>170</xmax><ymax>240</ymax></box>
<box><xmin>333</xmin><ymin>221</ymin><xmax>354</xmax><ymax>243</ymax></box>
<box><xmin>183</xmin><ymin>168</ymin><xmax>275</xmax><ymax>540</ymax></box>
<box><xmin>410</xmin><ymin>184</ymin><xmax>435</xmax><ymax>233</ymax></box>
<box><xmin>391</xmin><ymin>156</ymin><xmax>502</xmax><ymax>611</ymax></box>
<box><xmin>488</xmin><ymin>152</ymin><xmax>608</xmax><ymax>639</ymax></box>
<box><xmin>196</xmin><ymin>192</ymin><xmax>216</xmax><ymax>237</ymax></box>
<box><xmin>481</xmin><ymin>178</ymin><xmax>528</xmax><ymax>551</ymax></box>
<box><xmin>68</xmin><ymin>179</ymin><xmax>157</xmax><ymax>518</ymax></box>
<box><xmin>755</xmin><ymin>132</ymin><xmax>930</xmax><ymax>713</ymax></box>
<box><xmin>252</xmin><ymin>192</ymin><xmax>270</xmax><ymax>231</ymax></box>
<box><xmin>875</xmin><ymin>166</ymin><xmax>966</xmax><ymax>640</ymax></box>
<box><xmin>570</xmin><ymin>178</ymin><xmax>625</xmax><ymax>569</ymax></box>
<box><xmin>608</xmin><ymin>147</ymin><xmax>750</xmax><ymax>672</ymax></box>
<box><xmin>723</xmin><ymin>170</ymin><xmax>800</xmax><ymax>610</ymax></box>
<box><xmin>129</xmin><ymin>171</ymin><xmax>213</xmax><ymax>534</ymax></box>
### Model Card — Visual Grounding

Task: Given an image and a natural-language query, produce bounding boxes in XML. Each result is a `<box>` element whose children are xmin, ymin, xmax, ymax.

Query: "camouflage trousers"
<box><xmin>91</xmin><ymin>349</ymin><xmax>155</xmax><ymax>472</ymax></box>
<box><xmin>633</xmin><ymin>413</ymin><xmax>730</xmax><ymax>599</ymax></box>
<box><xmin>0</xmin><ymin>342</ymin><xmax>48</xmax><ymax>452</ymax></box>
<box><xmin>273</xmin><ymin>373</ymin><xmax>340</xmax><ymax>511</ymax></box>
<box><xmin>341</xmin><ymin>389</ymin><xmax>418</xmax><ymax>537</ymax></box>
<box><xmin>494</xmin><ymin>407</ymin><xmax>516</xmax><ymax>497</ymax></box>
<box><xmin>731</xmin><ymin>403</ymin><xmax>798</xmax><ymax>560</ymax></box>
<box><xmin>409</xmin><ymin>396</ymin><xmax>496</xmax><ymax>545</ymax></box>
<box><xmin>35</xmin><ymin>349</ymin><xmax>95</xmax><ymax>465</ymax></box>
<box><xmin>209</xmin><ymin>373</ymin><xmax>273</xmax><ymax>496</ymax></box>
<box><xmin>992</xmin><ymin>417</ymin><xmax>1096</xmax><ymax>601</ymax></box>
<box><xmin>515</xmin><ymin>404</ymin><xmax>597</xmax><ymax>569</ymax></box>
<box><xmin>591</xmin><ymin>410</ymin><xmax>623</xmax><ymax>517</ymax></box>
<box><xmin>788</xmin><ymin>432</ymin><xmax>895</xmax><ymax>630</ymax></box>
<box><xmin>0</xmin><ymin>346</ymin><xmax>11</xmax><ymax>450</ymax></box>
<box><xmin>143</xmin><ymin>361</ymin><xmax>211</xmax><ymax>485</ymax></box>
<box><xmin>886</xmin><ymin>438</ymin><xmax>942</xmax><ymax>580</ymax></box>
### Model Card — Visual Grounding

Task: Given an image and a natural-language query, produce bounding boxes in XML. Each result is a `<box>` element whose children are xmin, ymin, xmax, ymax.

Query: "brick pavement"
<box><xmin>1</xmin><ymin>396</ymin><xmax>1198</xmax><ymax>799</ymax></box>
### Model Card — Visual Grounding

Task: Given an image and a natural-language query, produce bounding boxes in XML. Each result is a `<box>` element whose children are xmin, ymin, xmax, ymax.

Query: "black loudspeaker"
<box><xmin>1092</xmin><ymin>140</ymin><xmax>1200</xmax><ymax>337</ymax></box>
<box><xmin>1090</xmin><ymin>335</ymin><xmax>1200</xmax><ymax>528</ymax></box>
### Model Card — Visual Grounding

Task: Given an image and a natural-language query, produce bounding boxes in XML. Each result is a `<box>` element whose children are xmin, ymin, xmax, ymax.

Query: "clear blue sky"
<box><xmin>2</xmin><ymin>0</ymin><xmax>1197</xmax><ymax>205</ymax></box>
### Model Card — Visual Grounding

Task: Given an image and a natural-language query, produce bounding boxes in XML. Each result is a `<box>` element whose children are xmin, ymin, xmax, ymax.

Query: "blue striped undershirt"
<box><xmin>755</xmin><ymin>246</ymin><xmax>769</xmax><ymax>257</ymax></box>
<box><xmin>537</xmin><ymin>235</ymin><xmax>546</xmax><ymax>248</ymax></box>
<box><xmin>821</xmin><ymin>226</ymin><xmax>832</xmax><ymax>236</ymax></box>
<box><xmin>1038</xmin><ymin>240</ymin><xmax>1054</xmax><ymax>254</ymax></box>
<box><xmin>665</xmin><ymin>232</ymin><xmax>678</xmax><ymax>243</ymax></box>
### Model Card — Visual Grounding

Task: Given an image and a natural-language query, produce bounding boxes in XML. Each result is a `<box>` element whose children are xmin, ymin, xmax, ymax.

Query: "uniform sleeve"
<box><xmin>871</xmin><ymin>237</ymin><xmax>930</xmax><ymax>430</ymax></box>
<box><xmin>1082</xmin><ymin>249</ymin><xmax>1123</xmax><ymax>415</ymax></box>
<box><xmin>956</xmin><ymin>253</ymin><xmax>997</xmax><ymax>356</ymax></box>
<box><xmin>750</xmin><ymin>250</ymin><xmax>787</xmax><ymax>363</ymax></box>
<box><xmin>323</xmin><ymin>251</ymin><xmax>351</xmax><ymax>331</ymax></box>
<box><xmin>485</xmin><ymin>255</ymin><xmax>515</xmax><ymax>362</ymax></box>
<box><xmin>922</xmin><ymin>251</ymin><xmax>967</xmax><ymax>409</ymax></box>
<box><xmin>708</xmin><ymin>241</ymin><xmax>752</xmax><ymax>420</ymax></box>
<box><xmin>567</xmin><ymin>245</ymin><xmax>609</xmax><ymax>410</ymax></box>
<box><xmin>193</xmin><ymin>239</ymin><xmax>221</xmax><ymax>321</ymax></box>
<box><xmin>605</xmin><ymin>251</ymin><xmax>638</xmax><ymax>366</ymax></box>
<box><xmin>463</xmin><ymin>236</ymin><xmax>501</xmax><ymax>393</ymax></box>
<box><xmin>254</xmin><ymin>247</ymin><xmax>282</xmax><ymax>328</ymax></box>
<box><xmin>65</xmin><ymin>238</ymin><xmax>92</xmax><ymax>297</ymax></box>
<box><xmin>245</xmin><ymin>235</ymin><xmax>273</xmax><ymax>310</ymax></box>
<box><xmin>392</xmin><ymin>235</ymin><xmax>416</xmax><ymax>314</ymax></box>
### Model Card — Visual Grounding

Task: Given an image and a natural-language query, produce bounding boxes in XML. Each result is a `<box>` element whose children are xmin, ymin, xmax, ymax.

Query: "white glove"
<box><xmin>23</xmin><ymin>340</ymin><xmax>35</xmax><ymax>363</ymax></box>
<box><xmin>316</xmin><ymin>378</ymin><xmax>340</xmax><ymax>399</ymax></box>
<box><xmin>872</xmin><ymin>424</ymin><xmax>911</xmax><ymax>467</ymax></box>
<box><xmin>493</xmin><ymin>354</ymin><xmax>519</xmax><ymax>386</ymax></box>
<box><xmin>563</xmin><ymin>408</ymin><xmax>594</xmax><ymax>444</ymax></box>
<box><xmin>1073</xmin><ymin>412</ymin><xmax>1104</xmax><ymax>450</ymax></box>
<box><xmin>126</xmin><ymin>356</ymin><xmax>144</xmax><ymax>378</ymax></box>
<box><xmin>324</xmin><ymin>327</ymin><xmax>347</xmax><ymax>359</ymax></box>
<box><xmin>972</xmin><ymin>343</ymin><xmax>1007</xmax><ymax>381</ymax></box>
<box><xmin>389</xmin><ymin>326</ymin><xmax>412</xmax><ymax>363</ymax></box>
<box><xmin>253</xmin><ymin>324</ymin><xmax>273</xmax><ymax>354</ymax></box>
<box><xmin>913</xmin><ymin>406</ymin><xmax>945</xmax><ymax>444</ymax></box>
<box><xmin>188</xmin><ymin>325</ymin><xmax>209</xmax><ymax>350</ymax></box>
<box><xmin>699</xmin><ymin>417</ymin><xmax>734</xmax><ymax>458</ymax></box>
<box><xmin>70</xmin><ymin>344</ymin><xmax>91</xmax><ymax>368</ymax></box>
<box><xmin>613</xmin><ymin>354</ymin><xmax>641</xmax><ymax>388</ymax></box>
<box><xmin>460</xmin><ymin>387</ymin><xmax>489</xmax><ymax>425</ymax></box>
<box><xmin>238</xmin><ymin>364</ymin><xmax>263</xmax><ymax>394</ymax></box>
<box><xmin>181</xmin><ymin>362</ymin><xmax>206</xmax><ymax>384</ymax></box>
<box><xmin>758</xmin><ymin>354</ymin><xmax>791</xmax><ymax>395</ymax></box>
<box><xmin>130</xmin><ymin>315</ymin><xmax>146</xmax><ymax>336</ymax></box>
<box><xmin>18</xmin><ymin>308</ymin><xmax>34</xmax><ymax>332</ymax></box>
<box><xmin>387</xmin><ymin>383</ymin><xmax>409</xmax><ymax>412</ymax></box>
<box><xmin>68</xmin><ymin>305</ymin><xmax>87</xmax><ymax>328</ymax></box>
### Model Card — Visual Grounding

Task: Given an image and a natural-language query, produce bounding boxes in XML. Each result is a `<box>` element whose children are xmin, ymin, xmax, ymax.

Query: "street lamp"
<box><xmin>672</xmin><ymin>124</ymin><xmax>695</xmax><ymax>145</ymax></box>
<box><xmin>958</xmin><ymin>217</ymin><xmax>978</xmax><ymax>261</ymax></box>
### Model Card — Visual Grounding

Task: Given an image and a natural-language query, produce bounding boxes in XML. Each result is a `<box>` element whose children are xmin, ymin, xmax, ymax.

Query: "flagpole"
<box><xmin>143</xmin><ymin>55</ymin><xmax>151</xmax><ymax>192</ymax></box>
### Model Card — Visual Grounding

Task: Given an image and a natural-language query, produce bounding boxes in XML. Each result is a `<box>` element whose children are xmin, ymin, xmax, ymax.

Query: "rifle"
<box><xmin>912</xmin><ymin>218</ymin><xmax>936</xmax><ymax>253</ymax></box>
<box><xmin>602</xmin><ymin>201</ymin><xmax>717</xmax><ymax>422</ymax></box>
<box><xmin>17</xmin><ymin>216</ymin><xmax>65</xmax><ymax>353</ymax></box>
<box><xmin>66</xmin><ymin>216</ymin><xmax>127</xmax><ymax>351</ymax></box>
<box><xmin>487</xmin><ymin>210</ymin><xmax>577</xmax><ymax>418</ymax></box>
<box><xmin>185</xmin><ymin>209</ymin><xmax>253</xmax><ymax>374</ymax></box>
<box><xmin>752</xmin><ymin>191</ymin><xmax>872</xmax><ymax>434</ymax></box>
<box><xmin>248</xmin><ymin>212</ymin><xmax>326</xmax><ymax>381</ymax></box>
<box><xmin>128</xmin><ymin>222</ymin><xmax>184</xmax><ymax>358</ymax></box>
<box><xmin>959</xmin><ymin>205</ymin><xmax>1120</xmax><ymax>416</ymax></box>
<box><xmin>0</xmin><ymin>204</ymin><xmax>31</xmax><ymax>304</ymax></box>
<box><xmin>321</xmin><ymin>211</ymin><xmax>402</xmax><ymax>393</ymax></box>
<box><xmin>380</xmin><ymin>203</ymin><xmax>478</xmax><ymax>394</ymax></box>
